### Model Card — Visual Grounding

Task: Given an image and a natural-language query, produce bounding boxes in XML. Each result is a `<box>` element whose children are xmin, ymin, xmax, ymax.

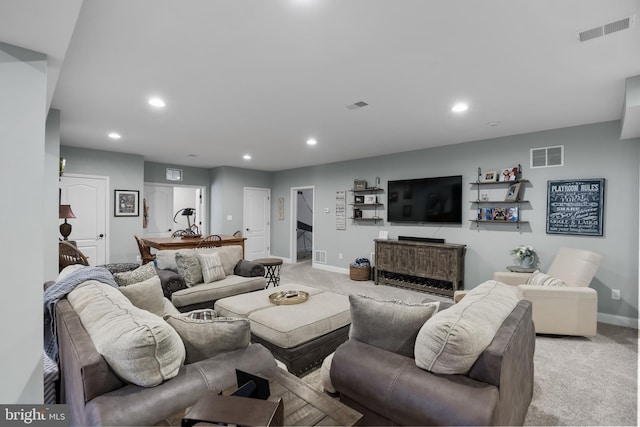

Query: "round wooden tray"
<box><xmin>269</xmin><ymin>290</ymin><xmax>309</xmax><ymax>305</ymax></box>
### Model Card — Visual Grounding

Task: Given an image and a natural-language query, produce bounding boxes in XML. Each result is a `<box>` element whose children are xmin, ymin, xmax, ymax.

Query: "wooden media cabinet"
<box><xmin>374</xmin><ymin>239</ymin><xmax>466</xmax><ymax>297</ymax></box>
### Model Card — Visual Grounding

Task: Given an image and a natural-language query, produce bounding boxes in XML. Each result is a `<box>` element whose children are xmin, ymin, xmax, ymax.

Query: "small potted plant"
<box><xmin>511</xmin><ymin>245</ymin><xmax>536</xmax><ymax>268</ymax></box>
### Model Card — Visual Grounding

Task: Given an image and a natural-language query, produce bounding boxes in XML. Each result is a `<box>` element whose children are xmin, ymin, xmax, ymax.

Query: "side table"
<box><xmin>506</xmin><ymin>265</ymin><xmax>537</xmax><ymax>273</ymax></box>
<box><xmin>254</xmin><ymin>258</ymin><xmax>283</xmax><ymax>288</ymax></box>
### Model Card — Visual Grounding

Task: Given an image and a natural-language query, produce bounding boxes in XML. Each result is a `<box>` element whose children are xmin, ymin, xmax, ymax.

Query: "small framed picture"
<box><xmin>114</xmin><ymin>190</ymin><xmax>139</xmax><ymax>217</ymax></box>
<box><xmin>354</xmin><ymin>208</ymin><xmax>363</xmax><ymax>218</ymax></box>
<box><xmin>505</xmin><ymin>182</ymin><xmax>521</xmax><ymax>202</ymax></box>
<box><xmin>363</xmin><ymin>195</ymin><xmax>377</xmax><ymax>204</ymax></box>
<box><xmin>499</xmin><ymin>166</ymin><xmax>519</xmax><ymax>182</ymax></box>
<box><xmin>483</xmin><ymin>207</ymin><xmax>493</xmax><ymax>221</ymax></box>
<box><xmin>354</xmin><ymin>180</ymin><xmax>367</xmax><ymax>190</ymax></box>
<box><xmin>492</xmin><ymin>207</ymin><xmax>507</xmax><ymax>221</ymax></box>
<box><xmin>506</xmin><ymin>206</ymin><xmax>519</xmax><ymax>222</ymax></box>
<box><xmin>480</xmin><ymin>170</ymin><xmax>497</xmax><ymax>182</ymax></box>
<box><xmin>354</xmin><ymin>195</ymin><xmax>365</xmax><ymax>204</ymax></box>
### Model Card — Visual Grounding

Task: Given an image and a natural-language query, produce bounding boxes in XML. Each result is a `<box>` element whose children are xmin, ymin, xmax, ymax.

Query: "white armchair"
<box><xmin>494</xmin><ymin>247</ymin><xmax>603</xmax><ymax>336</ymax></box>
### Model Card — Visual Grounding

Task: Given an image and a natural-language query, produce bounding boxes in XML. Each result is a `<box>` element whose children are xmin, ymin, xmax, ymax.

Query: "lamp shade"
<box><xmin>59</xmin><ymin>205</ymin><xmax>76</xmax><ymax>219</ymax></box>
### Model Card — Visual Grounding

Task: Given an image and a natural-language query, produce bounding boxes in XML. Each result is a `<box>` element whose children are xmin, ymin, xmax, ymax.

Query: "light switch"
<box><xmin>227</xmin><ymin>215</ymin><xmax>233</xmax><ymax>221</ymax></box>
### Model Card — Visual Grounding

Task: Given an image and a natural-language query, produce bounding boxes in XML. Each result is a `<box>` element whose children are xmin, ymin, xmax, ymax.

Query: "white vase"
<box><xmin>520</xmin><ymin>256</ymin><xmax>534</xmax><ymax>269</ymax></box>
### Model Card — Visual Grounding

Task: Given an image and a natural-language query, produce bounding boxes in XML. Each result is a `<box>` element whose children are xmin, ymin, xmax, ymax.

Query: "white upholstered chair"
<box><xmin>493</xmin><ymin>247</ymin><xmax>603</xmax><ymax>337</ymax></box>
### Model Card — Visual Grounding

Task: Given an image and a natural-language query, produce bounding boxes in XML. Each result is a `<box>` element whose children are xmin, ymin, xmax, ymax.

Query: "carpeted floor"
<box><xmin>281</xmin><ymin>260</ymin><xmax>638</xmax><ymax>426</ymax></box>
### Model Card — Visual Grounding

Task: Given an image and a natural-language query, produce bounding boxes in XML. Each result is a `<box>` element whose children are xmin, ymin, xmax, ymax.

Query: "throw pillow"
<box><xmin>527</xmin><ymin>270</ymin><xmax>566</xmax><ymax>287</ymax></box>
<box><xmin>234</xmin><ymin>259</ymin><xmax>265</xmax><ymax>277</ymax></box>
<box><xmin>68</xmin><ymin>281</ymin><xmax>185</xmax><ymax>387</ymax></box>
<box><xmin>113</xmin><ymin>262</ymin><xmax>157</xmax><ymax>287</ymax></box>
<box><xmin>155</xmin><ymin>250</ymin><xmax>180</xmax><ymax>272</ymax></box>
<box><xmin>349</xmin><ymin>294</ymin><xmax>440</xmax><ymax>358</ymax></box>
<box><xmin>164</xmin><ymin>314</ymin><xmax>250</xmax><ymax>364</ymax></box>
<box><xmin>156</xmin><ymin>268</ymin><xmax>188</xmax><ymax>298</ymax></box>
<box><xmin>198</xmin><ymin>252</ymin><xmax>226</xmax><ymax>284</ymax></box>
<box><xmin>175</xmin><ymin>251</ymin><xmax>203</xmax><ymax>287</ymax></box>
<box><xmin>118</xmin><ymin>276</ymin><xmax>165</xmax><ymax>316</ymax></box>
<box><xmin>414</xmin><ymin>280</ymin><xmax>518</xmax><ymax>375</ymax></box>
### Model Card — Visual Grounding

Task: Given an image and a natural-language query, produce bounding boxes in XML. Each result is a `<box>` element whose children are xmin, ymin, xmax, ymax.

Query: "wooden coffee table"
<box><xmin>168</xmin><ymin>366</ymin><xmax>362</xmax><ymax>426</ymax></box>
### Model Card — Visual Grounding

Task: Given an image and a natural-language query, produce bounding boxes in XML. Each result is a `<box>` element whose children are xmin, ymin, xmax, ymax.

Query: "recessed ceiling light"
<box><xmin>452</xmin><ymin>103</ymin><xmax>469</xmax><ymax>113</ymax></box>
<box><xmin>148</xmin><ymin>97</ymin><xmax>166</xmax><ymax>108</ymax></box>
<box><xmin>486</xmin><ymin>121</ymin><xmax>500</xmax><ymax>127</ymax></box>
<box><xmin>108</xmin><ymin>132</ymin><xmax>121</xmax><ymax>140</ymax></box>
<box><xmin>306</xmin><ymin>138</ymin><xmax>317</xmax><ymax>146</ymax></box>
<box><xmin>243</xmin><ymin>154</ymin><xmax>252</xmax><ymax>160</ymax></box>
<box><xmin>188</xmin><ymin>154</ymin><xmax>198</xmax><ymax>157</ymax></box>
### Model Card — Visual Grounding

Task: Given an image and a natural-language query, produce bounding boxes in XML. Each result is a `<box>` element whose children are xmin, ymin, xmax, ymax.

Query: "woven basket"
<box><xmin>350</xmin><ymin>265</ymin><xmax>371</xmax><ymax>281</ymax></box>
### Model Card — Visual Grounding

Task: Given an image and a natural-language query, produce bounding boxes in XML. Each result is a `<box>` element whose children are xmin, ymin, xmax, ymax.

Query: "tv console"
<box><xmin>374</xmin><ymin>239</ymin><xmax>466</xmax><ymax>297</ymax></box>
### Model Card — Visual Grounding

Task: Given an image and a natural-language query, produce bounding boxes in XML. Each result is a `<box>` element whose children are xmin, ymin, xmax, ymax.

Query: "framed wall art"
<box><xmin>114</xmin><ymin>190</ymin><xmax>139</xmax><ymax>217</ymax></box>
<box><xmin>504</xmin><ymin>182</ymin><xmax>521</xmax><ymax>202</ymax></box>
<box><xmin>546</xmin><ymin>178</ymin><xmax>605</xmax><ymax>236</ymax></box>
<box><xmin>480</xmin><ymin>170</ymin><xmax>497</xmax><ymax>182</ymax></box>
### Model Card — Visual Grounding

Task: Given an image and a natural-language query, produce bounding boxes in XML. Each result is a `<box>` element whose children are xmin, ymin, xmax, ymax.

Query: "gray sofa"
<box><xmin>330</xmin><ymin>298</ymin><xmax>536</xmax><ymax>426</ymax></box>
<box><xmin>154</xmin><ymin>245</ymin><xmax>267</xmax><ymax>312</ymax></box>
<box><xmin>55</xmin><ymin>284</ymin><xmax>276</xmax><ymax>426</ymax></box>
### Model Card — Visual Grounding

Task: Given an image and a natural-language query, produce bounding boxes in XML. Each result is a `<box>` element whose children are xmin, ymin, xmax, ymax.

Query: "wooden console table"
<box><xmin>374</xmin><ymin>239</ymin><xmax>466</xmax><ymax>297</ymax></box>
<box><xmin>142</xmin><ymin>235</ymin><xmax>245</xmax><ymax>257</ymax></box>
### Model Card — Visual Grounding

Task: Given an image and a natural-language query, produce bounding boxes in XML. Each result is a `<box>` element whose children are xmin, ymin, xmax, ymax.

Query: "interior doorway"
<box><xmin>291</xmin><ymin>186</ymin><xmax>314</xmax><ymax>263</ymax></box>
<box><xmin>143</xmin><ymin>183</ymin><xmax>206</xmax><ymax>237</ymax></box>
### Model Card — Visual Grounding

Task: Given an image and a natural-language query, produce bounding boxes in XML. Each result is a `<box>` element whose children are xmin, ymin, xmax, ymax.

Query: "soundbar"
<box><xmin>398</xmin><ymin>236</ymin><xmax>445</xmax><ymax>244</ymax></box>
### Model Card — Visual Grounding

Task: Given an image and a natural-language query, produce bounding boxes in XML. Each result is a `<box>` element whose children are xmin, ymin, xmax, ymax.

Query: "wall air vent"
<box><xmin>346</xmin><ymin>101</ymin><xmax>369</xmax><ymax>110</ymax></box>
<box><xmin>531</xmin><ymin>145</ymin><xmax>564</xmax><ymax>168</ymax></box>
<box><xmin>314</xmin><ymin>250</ymin><xmax>327</xmax><ymax>264</ymax></box>
<box><xmin>578</xmin><ymin>16</ymin><xmax>633</xmax><ymax>42</ymax></box>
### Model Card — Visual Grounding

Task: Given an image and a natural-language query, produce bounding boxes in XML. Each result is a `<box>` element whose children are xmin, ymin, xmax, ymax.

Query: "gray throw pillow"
<box><xmin>175</xmin><ymin>251</ymin><xmax>203</xmax><ymax>287</ymax></box>
<box><xmin>348</xmin><ymin>294</ymin><xmax>440</xmax><ymax>358</ymax></box>
<box><xmin>198</xmin><ymin>252</ymin><xmax>226</xmax><ymax>284</ymax></box>
<box><xmin>164</xmin><ymin>313</ymin><xmax>250</xmax><ymax>364</ymax></box>
<box><xmin>113</xmin><ymin>262</ymin><xmax>157</xmax><ymax>287</ymax></box>
<box><xmin>118</xmin><ymin>276</ymin><xmax>165</xmax><ymax>316</ymax></box>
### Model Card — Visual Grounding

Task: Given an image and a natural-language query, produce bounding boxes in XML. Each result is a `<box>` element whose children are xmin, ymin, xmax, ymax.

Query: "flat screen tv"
<box><xmin>387</xmin><ymin>175</ymin><xmax>463</xmax><ymax>224</ymax></box>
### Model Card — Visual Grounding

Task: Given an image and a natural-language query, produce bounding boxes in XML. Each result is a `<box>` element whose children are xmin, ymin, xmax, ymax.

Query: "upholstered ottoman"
<box><xmin>214</xmin><ymin>284</ymin><xmax>351</xmax><ymax>375</ymax></box>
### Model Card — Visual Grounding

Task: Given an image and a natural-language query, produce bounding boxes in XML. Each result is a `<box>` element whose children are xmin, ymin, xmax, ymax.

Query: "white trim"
<box><xmin>597</xmin><ymin>312</ymin><xmax>638</xmax><ymax>329</ymax></box>
<box><xmin>313</xmin><ymin>263</ymin><xmax>349</xmax><ymax>275</ymax></box>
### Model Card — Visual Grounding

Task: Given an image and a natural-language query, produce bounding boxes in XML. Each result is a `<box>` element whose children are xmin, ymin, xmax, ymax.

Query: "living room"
<box><xmin>2</xmin><ymin>0</ymin><xmax>639</xmax><ymax>422</ymax></box>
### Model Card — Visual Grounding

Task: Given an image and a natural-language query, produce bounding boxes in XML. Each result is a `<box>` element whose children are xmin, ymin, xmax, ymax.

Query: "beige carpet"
<box><xmin>281</xmin><ymin>260</ymin><xmax>638</xmax><ymax>426</ymax></box>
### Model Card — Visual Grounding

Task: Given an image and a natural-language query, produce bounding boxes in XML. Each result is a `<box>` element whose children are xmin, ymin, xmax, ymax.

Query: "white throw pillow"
<box><xmin>414</xmin><ymin>280</ymin><xmax>518</xmax><ymax>375</ymax></box>
<box><xmin>198</xmin><ymin>252</ymin><xmax>226</xmax><ymax>284</ymax></box>
<box><xmin>68</xmin><ymin>281</ymin><xmax>185</xmax><ymax>387</ymax></box>
<box><xmin>118</xmin><ymin>276</ymin><xmax>166</xmax><ymax>316</ymax></box>
<box><xmin>526</xmin><ymin>270</ymin><xmax>566</xmax><ymax>287</ymax></box>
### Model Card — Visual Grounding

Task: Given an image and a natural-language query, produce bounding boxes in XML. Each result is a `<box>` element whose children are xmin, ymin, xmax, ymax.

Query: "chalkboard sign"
<box><xmin>546</xmin><ymin>179</ymin><xmax>605</xmax><ymax>236</ymax></box>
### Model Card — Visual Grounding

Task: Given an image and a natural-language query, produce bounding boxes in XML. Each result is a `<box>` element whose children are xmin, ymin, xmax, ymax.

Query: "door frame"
<box><xmin>289</xmin><ymin>186</ymin><xmax>314</xmax><ymax>264</ymax></box>
<box><xmin>62</xmin><ymin>173</ymin><xmax>111</xmax><ymax>264</ymax></box>
<box><xmin>243</xmin><ymin>187</ymin><xmax>271</xmax><ymax>260</ymax></box>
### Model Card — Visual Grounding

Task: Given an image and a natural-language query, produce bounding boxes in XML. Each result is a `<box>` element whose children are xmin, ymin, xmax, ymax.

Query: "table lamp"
<box><xmin>59</xmin><ymin>204</ymin><xmax>76</xmax><ymax>240</ymax></box>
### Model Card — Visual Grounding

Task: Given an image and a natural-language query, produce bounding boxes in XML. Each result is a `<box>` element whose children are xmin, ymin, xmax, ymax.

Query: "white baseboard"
<box><xmin>597</xmin><ymin>312</ymin><xmax>638</xmax><ymax>329</ymax></box>
<box><xmin>312</xmin><ymin>263</ymin><xmax>349</xmax><ymax>275</ymax></box>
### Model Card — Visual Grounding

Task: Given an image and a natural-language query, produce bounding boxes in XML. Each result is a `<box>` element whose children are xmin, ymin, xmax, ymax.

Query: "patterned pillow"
<box><xmin>198</xmin><ymin>252</ymin><xmax>226</xmax><ymax>283</ymax></box>
<box><xmin>349</xmin><ymin>294</ymin><xmax>440</xmax><ymax>358</ymax></box>
<box><xmin>164</xmin><ymin>313</ymin><xmax>250</xmax><ymax>363</ymax></box>
<box><xmin>175</xmin><ymin>251</ymin><xmax>203</xmax><ymax>287</ymax></box>
<box><xmin>113</xmin><ymin>262</ymin><xmax>157</xmax><ymax>287</ymax></box>
<box><xmin>527</xmin><ymin>270</ymin><xmax>566</xmax><ymax>287</ymax></box>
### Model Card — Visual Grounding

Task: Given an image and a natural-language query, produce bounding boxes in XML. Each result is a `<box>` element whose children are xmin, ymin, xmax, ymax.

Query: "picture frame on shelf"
<box><xmin>114</xmin><ymin>190</ymin><xmax>139</xmax><ymax>217</ymax></box>
<box><xmin>483</xmin><ymin>207</ymin><xmax>493</xmax><ymax>221</ymax></box>
<box><xmin>506</xmin><ymin>206</ymin><xmax>519</xmax><ymax>221</ymax></box>
<box><xmin>354</xmin><ymin>195</ymin><xmax>365</xmax><ymax>204</ymax></box>
<box><xmin>504</xmin><ymin>182</ymin><xmax>521</xmax><ymax>201</ymax></box>
<box><xmin>363</xmin><ymin>194</ymin><xmax>377</xmax><ymax>204</ymax></box>
<box><xmin>492</xmin><ymin>207</ymin><xmax>507</xmax><ymax>221</ymax></box>
<box><xmin>480</xmin><ymin>170</ymin><xmax>497</xmax><ymax>182</ymax></box>
<box><xmin>354</xmin><ymin>208</ymin><xmax>363</xmax><ymax>218</ymax></box>
<box><xmin>499</xmin><ymin>166</ymin><xmax>519</xmax><ymax>182</ymax></box>
<box><xmin>354</xmin><ymin>179</ymin><xmax>367</xmax><ymax>190</ymax></box>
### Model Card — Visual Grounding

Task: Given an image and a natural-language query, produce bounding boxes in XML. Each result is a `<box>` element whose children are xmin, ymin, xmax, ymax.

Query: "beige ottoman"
<box><xmin>215</xmin><ymin>284</ymin><xmax>351</xmax><ymax>375</ymax></box>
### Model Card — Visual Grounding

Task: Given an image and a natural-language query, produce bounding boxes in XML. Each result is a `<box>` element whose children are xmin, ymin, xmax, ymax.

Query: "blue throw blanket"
<box><xmin>44</xmin><ymin>266</ymin><xmax>117</xmax><ymax>361</ymax></box>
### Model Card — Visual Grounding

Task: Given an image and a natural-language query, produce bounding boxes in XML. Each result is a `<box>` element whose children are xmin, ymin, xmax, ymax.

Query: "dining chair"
<box><xmin>59</xmin><ymin>241</ymin><xmax>90</xmax><ymax>272</ymax></box>
<box><xmin>197</xmin><ymin>234</ymin><xmax>222</xmax><ymax>248</ymax></box>
<box><xmin>134</xmin><ymin>235</ymin><xmax>156</xmax><ymax>265</ymax></box>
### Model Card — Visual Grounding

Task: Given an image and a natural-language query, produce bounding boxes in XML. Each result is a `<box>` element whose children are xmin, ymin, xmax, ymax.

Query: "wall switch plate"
<box><xmin>227</xmin><ymin>215</ymin><xmax>233</xmax><ymax>221</ymax></box>
<box><xmin>612</xmin><ymin>289</ymin><xmax>621</xmax><ymax>300</ymax></box>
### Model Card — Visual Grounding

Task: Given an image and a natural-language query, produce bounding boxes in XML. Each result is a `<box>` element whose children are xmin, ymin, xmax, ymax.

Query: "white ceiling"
<box><xmin>2</xmin><ymin>0</ymin><xmax>640</xmax><ymax>171</ymax></box>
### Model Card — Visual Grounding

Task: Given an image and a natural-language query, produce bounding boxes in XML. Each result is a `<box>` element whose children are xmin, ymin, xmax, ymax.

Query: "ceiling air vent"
<box><xmin>578</xmin><ymin>16</ymin><xmax>633</xmax><ymax>42</ymax></box>
<box><xmin>531</xmin><ymin>145</ymin><xmax>564</xmax><ymax>168</ymax></box>
<box><xmin>346</xmin><ymin>101</ymin><xmax>369</xmax><ymax>110</ymax></box>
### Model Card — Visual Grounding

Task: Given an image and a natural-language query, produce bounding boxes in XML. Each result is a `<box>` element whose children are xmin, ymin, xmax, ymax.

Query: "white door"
<box><xmin>143</xmin><ymin>184</ymin><xmax>174</xmax><ymax>237</ymax></box>
<box><xmin>60</xmin><ymin>175</ymin><xmax>108</xmax><ymax>265</ymax></box>
<box><xmin>243</xmin><ymin>188</ymin><xmax>270</xmax><ymax>260</ymax></box>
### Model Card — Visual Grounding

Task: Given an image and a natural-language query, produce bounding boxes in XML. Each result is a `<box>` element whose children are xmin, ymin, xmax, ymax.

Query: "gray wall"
<box><xmin>45</xmin><ymin>110</ymin><xmax>61</xmax><ymax>279</ymax></box>
<box><xmin>0</xmin><ymin>42</ymin><xmax>47</xmax><ymax>403</ymax></box>
<box><xmin>209</xmin><ymin>167</ymin><xmax>273</xmax><ymax>235</ymax></box>
<box><xmin>271</xmin><ymin>121</ymin><xmax>639</xmax><ymax>324</ymax></box>
<box><xmin>60</xmin><ymin>146</ymin><xmax>145</xmax><ymax>263</ymax></box>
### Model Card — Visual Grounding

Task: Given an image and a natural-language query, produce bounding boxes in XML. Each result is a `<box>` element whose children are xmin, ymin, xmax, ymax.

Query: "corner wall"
<box><xmin>271</xmin><ymin>121</ymin><xmax>639</xmax><ymax>325</ymax></box>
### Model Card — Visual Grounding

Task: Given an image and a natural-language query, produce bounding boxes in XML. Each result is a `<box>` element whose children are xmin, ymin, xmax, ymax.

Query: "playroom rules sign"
<box><xmin>546</xmin><ymin>178</ymin><xmax>605</xmax><ymax>236</ymax></box>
